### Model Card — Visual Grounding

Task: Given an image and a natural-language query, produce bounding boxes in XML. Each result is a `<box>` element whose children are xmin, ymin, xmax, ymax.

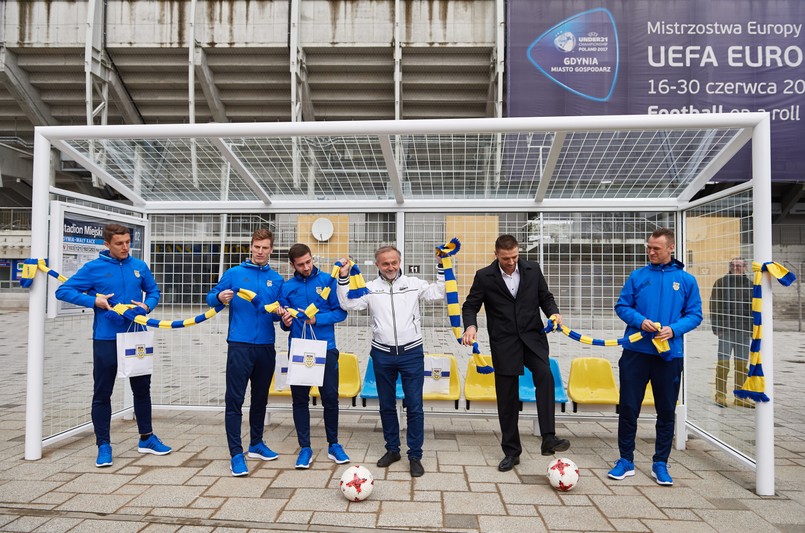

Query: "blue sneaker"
<box><xmin>295</xmin><ymin>447</ymin><xmax>313</xmax><ymax>469</ymax></box>
<box><xmin>247</xmin><ymin>441</ymin><xmax>278</xmax><ymax>461</ymax></box>
<box><xmin>652</xmin><ymin>461</ymin><xmax>673</xmax><ymax>485</ymax></box>
<box><xmin>327</xmin><ymin>443</ymin><xmax>350</xmax><ymax>464</ymax></box>
<box><xmin>230</xmin><ymin>453</ymin><xmax>248</xmax><ymax>477</ymax></box>
<box><xmin>137</xmin><ymin>434</ymin><xmax>172</xmax><ymax>455</ymax></box>
<box><xmin>607</xmin><ymin>458</ymin><xmax>635</xmax><ymax>480</ymax></box>
<box><xmin>95</xmin><ymin>443</ymin><xmax>112</xmax><ymax>468</ymax></box>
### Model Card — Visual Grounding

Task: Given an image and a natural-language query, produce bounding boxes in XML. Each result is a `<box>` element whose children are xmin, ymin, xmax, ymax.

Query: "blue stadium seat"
<box><xmin>551</xmin><ymin>358</ymin><xmax>569</xmax><ymax>412</ymax></box>
<box><xmin>518</xmin><ymin>358</ymin><xmax>568</xmax><ymax>412</ymax></box>
<box><xmin>360</xmin><ymin>357</ymin><xmax>404</xmax><ymax>407</ymax></box>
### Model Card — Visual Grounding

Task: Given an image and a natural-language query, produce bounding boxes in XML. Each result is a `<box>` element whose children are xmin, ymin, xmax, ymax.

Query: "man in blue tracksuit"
<box><xmin>279</xmin><ymin>243</ymin><xmax>349</xmax><ymax>469</ymax></box>
<box><xmin>608</xmin><ymin>228</ymin><xmax>702</xmax><ymax>486</ymax></box>
<box><xmin>206</xmin><ymin>228</ymin><xmax>284</xmax><ymax>477</ymax></box>
<box><xmin>56</xmin><ymin>223</ymin><xmax>171</xmax><ymax>468</ymax></box>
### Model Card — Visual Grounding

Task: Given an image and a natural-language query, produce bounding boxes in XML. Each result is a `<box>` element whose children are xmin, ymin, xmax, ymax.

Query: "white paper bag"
<box><xmin>116</xmin><ymin>329</ymin><xmax>154</xmax><ymax>378</ymax></box>
<box><xmin>274</xmin><ymin>350</ymin><xmax>290</xmax><ymax>391</ymax></box>
<box><xmin>286</xmin><ymin>325</ymin><xmax>327</xmax><ymax>387</ymax></box>
<box><xmin>423</xmin><ymin>356</ymin><xmax>451</xmax><ymax>395</ymax></box>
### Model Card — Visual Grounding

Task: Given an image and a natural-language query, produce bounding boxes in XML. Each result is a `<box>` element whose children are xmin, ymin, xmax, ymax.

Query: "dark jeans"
<box><xmin>370</xmin><ymin>345</ymin><xmax>424</xmax><ymax>460</ymax></box>
<box><xmin>617</xmin><ymin>349</ymin><xmax>683</xmax><ymax>464</ymax></box>
<box><xmin>292</xmin><ymin>348</ymin><xmax>340</xmax><ymax>448</ymax></box>
<box><xmin>92</xmin><ymin>340</ymin><xmax>152</xmax><ymax>446</ymax></box>
<box><xmin>225</xmin><ymin>342</ymin><xmax>276</xmax><ymax>457</ymax></box>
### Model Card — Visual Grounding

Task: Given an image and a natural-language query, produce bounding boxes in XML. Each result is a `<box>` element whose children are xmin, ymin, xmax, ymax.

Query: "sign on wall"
<box><xmin>48</xmin><ymin>202</ymin><xmax>148</xmax><ymax>317</ymax></box>
<box><xmin>507</xmin><ymin>0</ymin><xmax>804</xmax><ymax>181</ymax></box>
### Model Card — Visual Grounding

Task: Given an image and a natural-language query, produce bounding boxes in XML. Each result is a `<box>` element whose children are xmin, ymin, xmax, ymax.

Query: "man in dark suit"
<box><xmin>461</xmin><ymin>234</ymin><xmax>570</xmax><ymax>472</ymax></box>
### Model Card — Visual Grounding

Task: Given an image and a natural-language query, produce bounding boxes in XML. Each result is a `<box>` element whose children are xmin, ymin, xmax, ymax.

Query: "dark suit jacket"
<box><xmin>462</xmin><ymin>259</ymin><xmax>559</xmax><ymax>376</ymax></box>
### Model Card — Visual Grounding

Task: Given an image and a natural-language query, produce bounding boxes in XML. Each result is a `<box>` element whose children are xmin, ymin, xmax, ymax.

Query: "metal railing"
<box><xmin>0</xmin><ymin>208</ymin><xmax>32</xmax><ymax>231</ymax></box>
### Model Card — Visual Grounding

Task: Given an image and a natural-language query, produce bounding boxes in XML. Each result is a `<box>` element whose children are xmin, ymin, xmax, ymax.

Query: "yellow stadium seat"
<box><xmin>268</xmin><ymin>372</ymin><xmax>292</xmax><ymax>398</ymax></box>
<box><xmin>567</xmin><ymin>357</ymin><xmax>619</xmax><ymax>413</ymax></box>
<box><xmin>464</xmin><ymin>354</ymin><xmax>497</xmax><ymax>409</ymax></box>
<box><xmin>422</xmin><ymin>354</ymin><xmax>460</xmax><ymax>409</ymax></box>
<box><xmin>642</xmin><ymin>380</ymin><xmax>655</xmax><ymax>407</ymax></box>
<box><xmin>311</xmin><ymin>352</ymin><xmax>362</xmax><ymax>406</ymax></box>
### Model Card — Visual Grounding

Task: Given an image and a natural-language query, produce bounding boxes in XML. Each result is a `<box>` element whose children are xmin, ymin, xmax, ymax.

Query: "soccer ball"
<box><xmin>546</xmin><ymin>457</ymin><xmax>579</xmax><ymax>492</ymax></box>
<box><xmin>339</xmin><ymin>465</ymin><xmax>374</xmax><ymax>501</ymax></box>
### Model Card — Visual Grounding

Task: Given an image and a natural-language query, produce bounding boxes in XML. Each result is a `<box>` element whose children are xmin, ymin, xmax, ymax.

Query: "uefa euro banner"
<box><xmin>507</xmin><ymin>0</ymin><xmax>804</xmax><ymax>181</ymax></box>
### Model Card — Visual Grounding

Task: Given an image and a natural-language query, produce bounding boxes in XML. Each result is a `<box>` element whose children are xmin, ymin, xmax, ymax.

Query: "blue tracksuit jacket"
<box><xmin>279</xmin><ymin>266</ymin><xmax>346</xmax><ymax>351</ymax></box>
<box><xmin>206</xmin><ymin>261</ymin><xmax>283</xmax><ymax>344</ymax></box>
<box><xmin>615</xmin><ymin>258</ymin><xmax>703</xmax><ymax>360</ymax></box>
<box><xmin>55</xmin><ymin>251</ymin><xmax>160</xmax><ymax>340</ymax></box>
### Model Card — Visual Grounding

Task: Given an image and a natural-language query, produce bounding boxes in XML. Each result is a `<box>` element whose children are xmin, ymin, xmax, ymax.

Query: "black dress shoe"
<box><xmin>409</xmin><ymin>457</ymin><xmax>425</xmax><ymax>477</ymax></box>
<box><xmin>376</xmin><ymin>451</ymin><xmax>402</xmax><ymax>467</ymax></box>
<box><xmin>541</xmin><ymin>435</ymin><xmax>571</xmax><ymax>456</ymax></box>
<box><xmin>498</xmin><ymin>455</ymin><xmax>520</xmax><ymax>472</ymax></box>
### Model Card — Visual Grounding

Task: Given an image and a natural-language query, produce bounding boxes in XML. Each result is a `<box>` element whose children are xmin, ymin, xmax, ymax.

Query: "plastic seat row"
<box><xmin>269</xmin><ymin>352</ymin><xmax>362</xmax><ymax>406</ymax></box>
<box><xmin>463</xmin><ymin>355</ymin><xmax>569</xmax><ymax>412</ymax></box>
<box><xmin>268</xmin><ymin>353</ymin><xmax>592</xmax><ymax>412</ymax></box>
<box><xmin>566</xmin><ymin>356</ymin><xmax>655</xmax><ymax>412</ymax></box>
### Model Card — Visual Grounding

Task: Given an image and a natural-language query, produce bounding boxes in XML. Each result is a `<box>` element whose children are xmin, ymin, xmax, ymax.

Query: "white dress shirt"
<box><xmin>499</xmin><ymin>264</ymin><xmax>520</xmax><ymax>298</ymax></box>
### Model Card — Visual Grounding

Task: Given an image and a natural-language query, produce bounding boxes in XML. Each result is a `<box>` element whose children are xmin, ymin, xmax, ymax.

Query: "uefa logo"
<box><xmin>554</xmin><ymin>31</ymin><xmax>576</xmax><ymax>52</ymax></box>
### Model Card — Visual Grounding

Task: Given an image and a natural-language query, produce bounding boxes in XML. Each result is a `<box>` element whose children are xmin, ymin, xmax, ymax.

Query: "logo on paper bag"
<box><xmin>526</xmin><ymin>8</ymin><xmax>619</xmax><ymax>102</ymax></box>
<box><xmin>135</xmin><ymin>344</ymin><xmax>147</xmax><ymax>359</ymax></box>
<box><xmin>303</xmin><ymin>352</ymin><xmax>316</xmax><ymax>368</ymax></box>
<box><xmin>431</xmin><ymin>367</ymin><xmax>442</xmax><ymax>380</ymax></box>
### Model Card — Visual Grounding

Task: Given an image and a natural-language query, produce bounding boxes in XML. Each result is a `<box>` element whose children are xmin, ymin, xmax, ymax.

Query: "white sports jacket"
<box><xmin>337</xmin><ymin>270</ymin><xmax>445</xmax><ymax>352</ymax></box>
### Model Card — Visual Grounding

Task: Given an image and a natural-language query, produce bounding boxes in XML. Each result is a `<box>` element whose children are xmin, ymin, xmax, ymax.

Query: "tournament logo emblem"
<box><xmin>673</xmin><ymin>282</ymin><xmax>680</xmax><ymax>291</ymax></box>
<box><xmin>431</xmin><ymin>367</ymin><xmax>442</xmax><ymax>381</ymax></box>
<box><xmin>554</xmin><ymin>31</ymin><xmax>576</xmax><ymax>53</ymax></box>
<box><xmin>526</xmin><ymin>8</ymin><xmax>619</xmax><ymax>102</ymax></box>
<box><xmin>135</xmin><ymin>344</ymin><xmax>146</xmax><ymax>359</ymax></box>
<box><xmin>303</xmin><ymin>352</ymin><xmax>316</xmax><ymax>368</ymax></box>
<box><xmin>266</xmin><ymin>280</ymin><xmax>272</xmax><ymax>287</ymax></box>
<box><xmin>134</xmin><ymin>270</ymin><xmax>141</xmax><ymax>278</ymax></box>
<box><xmin>316</xmin><ymin>286</ymin><xmax>323</xmax><ymax>295</ymax></box>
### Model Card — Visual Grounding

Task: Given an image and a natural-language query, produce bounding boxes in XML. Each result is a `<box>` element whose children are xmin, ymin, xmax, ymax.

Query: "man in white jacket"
<box><xmin>337</xmin><ymin>246</ymin><xmax>445</xmax><ymax>477</ymax></box>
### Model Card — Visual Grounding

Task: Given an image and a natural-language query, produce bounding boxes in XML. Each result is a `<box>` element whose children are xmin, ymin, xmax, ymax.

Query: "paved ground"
<box><xmin>1</xmin><ymin>310</ymin><xmax>804</xmax><ymax>532</ymax></box>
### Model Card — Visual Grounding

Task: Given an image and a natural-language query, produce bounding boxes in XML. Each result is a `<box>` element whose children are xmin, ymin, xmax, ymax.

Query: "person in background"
<box><xmin>608</xmin><ymin>228</ymin><xmax>702</xmax><ymax>486</ymax></box>
<box><xmin>279</xmin><ymin>243</ymin><xmax>350</xmax><ymax>469</ymax></box>
<box><xmin>206</xmin><ymin>228</ymin><xmax>283</xmax><ymax>477</ymax></box>
<box><xmin>710</xmin><ymin>258</ymin><xmax>754</xmax><ymax>408</ymax></box>
<box><xmin>56</xmin><ymin>223</ymin><xmax>171</xmax><ymax>467</ymax></box>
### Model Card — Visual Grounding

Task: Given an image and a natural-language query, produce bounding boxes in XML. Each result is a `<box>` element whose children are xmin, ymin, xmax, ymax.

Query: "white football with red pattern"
<box><xmin>339</xmin><ymin>465</ymin><xmax>375</xmax><ymax>501</ymax></box>
<box><xmin>546</xmin><ymin>457</ymin><xmax>579</xmax><ymax>492</ymax></box>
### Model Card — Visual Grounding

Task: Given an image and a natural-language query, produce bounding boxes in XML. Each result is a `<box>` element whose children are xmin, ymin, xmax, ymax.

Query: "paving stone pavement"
<box><xmin>1</xmin><ymin>310</ymin><xmax>804</xmax><ymax>532</ymax></box>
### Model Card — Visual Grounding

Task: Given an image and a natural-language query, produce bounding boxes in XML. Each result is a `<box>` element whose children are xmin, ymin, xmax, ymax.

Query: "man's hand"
<box><xmin>218</xmin><ymin>289</ymin><xmax>234</xmax><ymax>304</ymax></box>
<box><xmin>655</xmin><ymin>326</ymin><xmax>674</xmax><ymax>341</ymax></box>
<box><xmin>131</xmin><ymin>300</ymin><xmax>149</xmax><ymax>312</ymax></box>
<box><xmin>281</xmin><ymin>309</ymin><xmax>293</xmax><ymax>327</ymax></box>
<box><xmin>305</xmin><ymin>315</ymin><xmax>317</xmax><ymax>326</ymax></box>
<box><xmin>94</xmin><ymin>293</ymin><xmax>114</xmax><ymax>310</ymax></box>
<box><xmin>550</xmin><ymin>314</ymin><xmax>563</xmax><ymax>326</ymax></box>
<box><xmin>337</xmin><ymin>257</ymin><xmax>350</xmax><ymax>277</ymax></box>
<box><xmin>461</xmin><ymin>325</ymin><xmax>477</xmax><ymax>346</ymax></box>
<box><xmin>641</xmin><ymin>319</ymin><xmax>659</xmax><ymax>332</ymax></box>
